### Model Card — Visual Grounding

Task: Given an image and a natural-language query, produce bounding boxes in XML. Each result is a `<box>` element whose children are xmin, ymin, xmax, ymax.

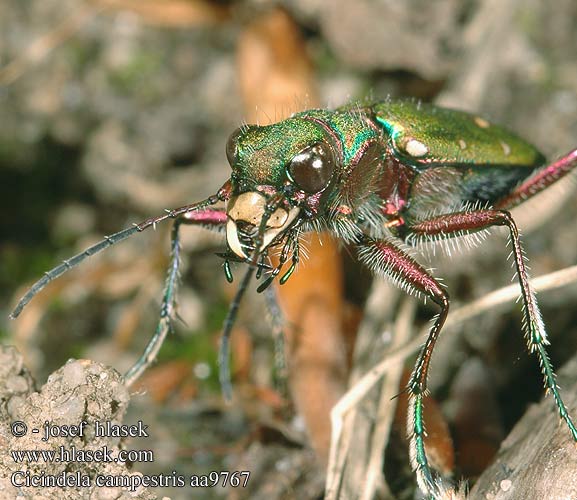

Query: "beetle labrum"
<box><xmin>10</xmin><ymin>100</ymin><xmax>577</xmax><ymax>498</ymax></box>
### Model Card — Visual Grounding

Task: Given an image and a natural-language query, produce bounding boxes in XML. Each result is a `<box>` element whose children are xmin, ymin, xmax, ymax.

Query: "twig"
<box><xmin>326</xmin><ymin>298</ymin><xmax>415</xmax><ymax>500</ymax></box>
<box><xmin>361</xmin><ymin>299</ymin><xmax>415</xmax><ymax>500</ymax></box>
<box><xmin>0</xmin><ymin>3</ymin><xmax>104</xmax><ymax>86</ymax></box>
<box><xmin>349</xmin><ymin>263</ymin><xmax>577</xmax><ymax>407</ymax></box>
<box><xmin>325</xmin><ymin>262</ymin><xmax>577</xmax><ymax>498</ymax></box>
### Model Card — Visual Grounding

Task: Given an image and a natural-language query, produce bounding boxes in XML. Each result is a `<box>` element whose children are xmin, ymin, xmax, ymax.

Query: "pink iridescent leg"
<box><xmin>406</xmin><ymin>209</ymin><xmax>577</xmax><ymax>493</ymax></box>
<box><xmin>495</xmin><ymin>149</ymin><xmax>577</xmax><ymax>209</ymax></box>
<box><xmin>125</xmin><ymin>208</ymin><xmax>227</xmax><ymax>386</ymax></box>
<box><xmin>356</xmin><ymin>237</ymin><xmax>449</xmax><ymax>495</ymax></box>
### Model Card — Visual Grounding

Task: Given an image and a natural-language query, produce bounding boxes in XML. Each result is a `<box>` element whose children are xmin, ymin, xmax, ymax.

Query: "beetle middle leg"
<box><xmin>124</xmin><ymin>208</ymin><xmax>227</xmax><ymax>386</ymax></box>
<box><xmin>356</xmin><ymin>237</ymin><xmax>449</xmax><ymax>496</ymax></box>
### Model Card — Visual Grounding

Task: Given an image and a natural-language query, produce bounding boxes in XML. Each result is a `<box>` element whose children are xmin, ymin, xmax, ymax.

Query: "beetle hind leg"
<box><xmin>409</xmin><ymin>209</ymin><xmax>577</xmax><ymax>442</ymax></box>
<box><xmin>495</xmin><ymin>148</ymin><xmax>577</xmax><ymax>210</ymax></box>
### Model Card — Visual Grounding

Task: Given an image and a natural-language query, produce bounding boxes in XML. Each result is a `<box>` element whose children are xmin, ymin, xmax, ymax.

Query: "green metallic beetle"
<box><xmin>11</xmin><ymin>99</ymin><xmax>577</xmax><ymax>499</ymax></box>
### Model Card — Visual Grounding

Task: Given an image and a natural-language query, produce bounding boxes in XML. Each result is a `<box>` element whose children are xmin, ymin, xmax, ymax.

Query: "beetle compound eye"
<box><xmin>226</xmin><ymin>127</ymin><xmax>243</xmax><ymax>167</ymax></box>
<box><xmin>287</xmin><ymin>142</ymin><xmax>335</xmax><ymax>193</ymax></box>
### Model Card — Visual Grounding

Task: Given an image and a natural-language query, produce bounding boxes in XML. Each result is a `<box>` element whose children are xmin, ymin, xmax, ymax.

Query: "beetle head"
<box><xmin>224</xmin><ymin>117</ymin><xmax>339</xmax><ymax>260</ymax></box>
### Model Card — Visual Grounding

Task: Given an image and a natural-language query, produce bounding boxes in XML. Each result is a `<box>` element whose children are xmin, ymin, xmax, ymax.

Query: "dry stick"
<box><xmin>325</xmin><ymin>296</ymin><xmax>412</xmax><ymax>500</ymax></box>
<box><xmin>0</xmin><ymin>3</ymin><xmax>105</xmax><ymax>85</ymax></box>
<box><xmin>325</xmin><ymin>263</ymin><xmax>577</xmax><ymax>498</ymax></box>
<box><xmin>325</xmin><ymin>382</ymin><xmax>354</xmax><ymax>499</ymax></box>
<box><xmin>361</xmin><ymin>298</ymin><xmax>416</xmax><ymax>500</ymax></box>
<box><xmin>436</xmin><ymin>0</ymin><xmax>521</xmax><ymax>111</ymax></box>
<box><xmin>325</xmin><ymin>282</ymin><xmax>398</xmax><ymax>499</ymax></box>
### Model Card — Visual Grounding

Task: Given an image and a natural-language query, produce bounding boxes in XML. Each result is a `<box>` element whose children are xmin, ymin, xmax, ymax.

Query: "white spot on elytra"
<box><xmin>500</xmin><ymin>479</ymin><xmax>512</xmax><ymax>492</ymax></box>
<box><xmin>458</xmin><ymin>139</ymin><xmax>467</xmax><ymax>150</ymax></box>
<box><xmin>500</xmin><ymin>140</ymin><xmax>511</xmax><ymax>156</ymax></box>
<box><xmin>474</xmin><ymin>116</ymin><xmax>490</xmax><ymax>128</ymax></box>
<box><xmin>405</xmin><ymin>138</ymin><xmax>428</xmax><ymax>157</ymax></box>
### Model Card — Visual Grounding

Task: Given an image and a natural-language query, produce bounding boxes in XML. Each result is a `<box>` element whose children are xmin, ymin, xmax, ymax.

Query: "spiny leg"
<box><xmin>263</xmin><ymin>284</ymin><xmax>288</xmax><ymax>395</ymax></box>
<box><xmin>409</xmin><ymin>209</ymin><xmax>577</xmax><ymax>440</ymax></box>
<box><xmin>217</xmin><ymin>195</ymin><xmax>298</xmax><ymax>398</ymax></box>
<box><xmin>495</xmin><ymin>148</ymin><xmax>577</xmax><ymax>210</ymax></box>
<box><xmin>10</xmin><ymin>192</ymin><xmax>228</xmax><ymax>320</ymax></box>
<box><xmin>124</xmin><ymin>207</ymin><xmax>228</xmax><ymax>386</ymax></box>
<box><xmin>124</xmin><ymin>218</ymin><xmax>184</xmax><ymax>386</ymax></box>
<box><xmin>256</xmin><ymin>233</ymin><xmax>297</xmax><ymax>293</ymax></box>
<box><xmin>219</xmin><ymin>265</ymin><xmax>255</xmax><ymax>401</ymax></box>
<box><xmin>356</xmin><ymin>237</ymin><xmax>449</xmax><ymax>497</ymax></box>
<box><xmin>279</xmin><ymin>234</ymin><xmax>300</xmax><ymax>285</ymax></box>
<box><xmin>218</xmin><ymin>196</ymin><xmax>287</xmax><ymax>398</ymax></box>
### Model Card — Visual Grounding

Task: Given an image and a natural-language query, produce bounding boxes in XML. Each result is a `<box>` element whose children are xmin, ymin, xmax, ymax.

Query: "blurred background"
<box><xmin>1</xmin><ymin>1</ymin><xmax>577</xmax><ymax>499</ymax></box>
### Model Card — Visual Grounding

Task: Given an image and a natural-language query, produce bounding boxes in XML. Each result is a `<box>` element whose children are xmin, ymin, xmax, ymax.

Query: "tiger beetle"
<box><xmin>10</xmin><ymin>99</ymin><xmax>577</xmax><ymax>498</ymax></box>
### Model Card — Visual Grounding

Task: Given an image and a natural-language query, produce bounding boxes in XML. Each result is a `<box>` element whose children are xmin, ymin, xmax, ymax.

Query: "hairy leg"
<box><xmin>495</xmin><ymin>149</ymin><xmax>577</xmax><ymax>210</ymax></box>
<box><xmin>357</xmin><ymin>237</ymin><xmax>448</xmax><ymax>496</ymax></box>
<box><xmin>409</xmin><ymin>209</ymin><xmax>577</xmax><ymax>438</ymax></box>
<box><xmin>125</xmin><ymin>208</ymin><xmax>227</xmax><ymax>386</ymax></box>
<box><xmin>390</xmin><ymin>207</ymin><xmax>577</xmax><ymax>497</ymax></box>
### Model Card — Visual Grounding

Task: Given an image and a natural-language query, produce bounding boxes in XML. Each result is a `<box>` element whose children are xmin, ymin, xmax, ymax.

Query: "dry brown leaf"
<box><xmin>447</xmin><ymin>358</ymin><xmax>504</xmax><ymax>477</ymax></box>
<box><xmin>237</xmin><ymin>7</ymin><xmax>318</xmax><ymax>122</ymax></box>
<box><xmin>236</xmin><ymin>7</ymin><xmax>351</xmax><ymax>465</ymax></box>
<box><xmin>132</xmin><ymin>359</ymin><xmax>195</xmax><ymax>403</ymax></box>
<box><xmin>98</xmin><ymin>0</ymin><xmax>230</xmax><ymax>27</ymax></box>
<box><xmin>395</xmin><ymin>370</ymin><xmax>455</xmax><ymax>475</ymax></box>
<box><xmin>277</xmin><ymin>234</ymin><xmax>349</xmax><ymax>464</ymax></box>
<box><xmin>250</xmin><ymin>385</ymin><xmax>288</xmax><ymax>411</ymax></box>
<box><xmin>230</xmin><ymin>326</ymin><xmax>253</xmax><ymax>382</ymax></box>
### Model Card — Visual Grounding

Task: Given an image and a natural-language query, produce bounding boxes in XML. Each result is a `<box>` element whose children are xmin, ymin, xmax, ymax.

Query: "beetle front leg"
<box><xmin>124</xmin><ymin>208</ymin><xmax>227</xmax><ymax>386</ymax></box>
<box><xmin>409</xmin><ymin>209</ymin><xmax>577</xmax><ymax>440</ymax></box>
<box><xmin>357</xmin><ymin>238</ymin><xmax>449</xmax><ymax>497</ymax></box>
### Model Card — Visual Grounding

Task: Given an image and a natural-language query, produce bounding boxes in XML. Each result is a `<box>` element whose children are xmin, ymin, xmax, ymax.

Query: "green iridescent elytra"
<box><xmin>370</xmin><ymin>100</ymin><xmax>544</xmax><ymax>167</ymax></box>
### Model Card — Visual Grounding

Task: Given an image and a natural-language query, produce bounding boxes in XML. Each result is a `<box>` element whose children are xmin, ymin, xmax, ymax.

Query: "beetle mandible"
<box><xmin>10</xmin><ymin>99</ymin><xmax>577</xmax><ymax>498</ymax></box>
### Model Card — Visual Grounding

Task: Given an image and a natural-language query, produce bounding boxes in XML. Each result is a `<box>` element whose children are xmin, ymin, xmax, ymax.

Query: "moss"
<box><xmin>158</xmin><ymin>299</ymin><xmax>230</xmax><ymax>392</ymax></box>
<box><xmin>107</xmin><ymin>51</ymin><xmax>164</xmax><ymax>100</ymax></box>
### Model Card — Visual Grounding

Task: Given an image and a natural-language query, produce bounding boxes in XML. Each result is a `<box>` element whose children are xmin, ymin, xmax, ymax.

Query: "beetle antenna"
<box><xmin>9</xmin><ymin>194</ymin><xmax>222</xmax><ymax>319</ymax></box>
